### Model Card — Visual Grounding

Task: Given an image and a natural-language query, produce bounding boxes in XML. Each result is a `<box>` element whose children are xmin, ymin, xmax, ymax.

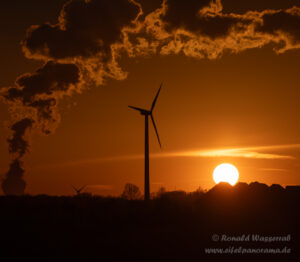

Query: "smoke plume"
<box><xmin>2</xmin><ymin>119</ymin><xmax>33</xmax><ymax>195</ymax></box>
<box><xmin>1</xmin><ymin>0</ymin><xmax>300</xmax><ymax>194</ymax></box>
<box><xmin>1</xmin><ymin>61</ymin><xmax>80</xmax><ymax>195</ymax></box>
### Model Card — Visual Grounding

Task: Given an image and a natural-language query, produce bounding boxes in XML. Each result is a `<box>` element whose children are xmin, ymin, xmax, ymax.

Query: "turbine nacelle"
<box><xmin>128</xmin><ymin>83</ymin><xmax>162</xmax><ymax>148</ymax></box>
<box><xmin>128</xmin><ymin>106</ymin><xmax>150</xmax><ymax>116</ymax></box>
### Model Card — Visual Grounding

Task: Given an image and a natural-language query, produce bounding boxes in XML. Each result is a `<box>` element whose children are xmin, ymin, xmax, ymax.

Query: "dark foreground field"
<box><xmin>0</xmin><ymin>182</ymin><xmax>299</xmax><ymax>262</ymax></box>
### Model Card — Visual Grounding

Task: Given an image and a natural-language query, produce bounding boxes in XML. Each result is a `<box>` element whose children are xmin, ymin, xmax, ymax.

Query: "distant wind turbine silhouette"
<box><xmin>129</xmin><ymin>84</ymin><xmax>162</xmax><ymax>201</ymax></box>
<box><xmin>72</xmin><ymin>185</ymin><xmax>86</xmax><ymax>195</ymax></box>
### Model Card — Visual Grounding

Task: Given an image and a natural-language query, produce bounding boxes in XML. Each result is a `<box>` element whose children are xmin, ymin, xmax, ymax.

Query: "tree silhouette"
<box><xmin>121</xmin><ymin>183</ymin><xmax>142</xmax><ymax>200</ymax></box>
<box><xmin>156</xmin><ymin>186</ymin><xmax>166</xmax><ymax>198</ymax></box>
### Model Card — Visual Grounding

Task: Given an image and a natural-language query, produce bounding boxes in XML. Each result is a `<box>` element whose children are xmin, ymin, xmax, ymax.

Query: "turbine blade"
<box><xmin>128</xmin><ymin>105</ymin><xmax>145</xmax><ymax>112</ymax></box>
<box><xmin>151</xmin><ymin>83</ymin><xmax>162</xmax><ymax>112</ymax></box>
<box><xmin>79</xmin><ymin>185</ymin><xmax>86</xmax><ymax>192</ymax></box>
<box><xmin>151</xmin><ymin>114</ymin><xmax>161</xmax><ymax>148</ymax></box>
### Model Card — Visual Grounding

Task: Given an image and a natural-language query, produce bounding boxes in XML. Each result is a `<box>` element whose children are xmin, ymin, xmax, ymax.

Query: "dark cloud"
<box><xmin>22</xmin><ymin>0</ymin><xmax>140</xmax><ymax>60</ymax></box>
<box><xmin>142</xmin><ymin>0</ymin><xmax>300</xmax><ymax>58</ymax></box>
<box><xmin>222</xmin><ymin>0</ymin><xmax>300</xmax><ymax>14</ymax></box>
<box><xmin>165</xmin><ymin>5</ymin><xmax>246</xmax><ymax>39</ymax></box>
<box><xmin>190</xmin><ymin>15</ymin><xmax>249</xmax><ymax>39</ymax></box>
<box><xmin>259</xmin><ymin>7</ymin><xmax>300</xmax><ymax>43</ymax></box>
<box><xmin>163</xmin><ymin>0</ymin><xmax>212</xmax><ymax>31</ymax></box>
<box><xmin>6</xmin><ymin>61</ymin><xmax>80</xmax><ymax>103</ymax></box>
<box><xmin>161</xmin><ymin>0</ymin><xmax>250</xmax><ymax>39</ymax></box>
<box><xmin>136</xmin><ymin>0</ymin><xmax>163</xmax><ymax>16</ymax></box>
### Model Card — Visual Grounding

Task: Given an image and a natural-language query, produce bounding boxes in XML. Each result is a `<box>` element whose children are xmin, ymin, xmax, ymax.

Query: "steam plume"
<box><xmin>1</xmin><ymin>61</ymin><xmax>80</xmax><ymax>195</ymax></box>
<box><xmin>2</xmin><ymin>119</ymin><xmax>33</xmax><ymax>195</ymax></box>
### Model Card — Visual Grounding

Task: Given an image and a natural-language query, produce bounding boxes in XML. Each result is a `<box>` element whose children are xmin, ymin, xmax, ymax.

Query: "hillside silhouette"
<box><xmin>0</xmin><ymin>181</ymin><xmax>298</xmax><ymax>262</ymax></box>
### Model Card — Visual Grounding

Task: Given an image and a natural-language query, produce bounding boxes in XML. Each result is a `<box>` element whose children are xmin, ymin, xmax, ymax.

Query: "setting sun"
<box><xmin>213</xmin><ymin>163</ymin><xmax>239</xmax><ymax>186</ymax></box>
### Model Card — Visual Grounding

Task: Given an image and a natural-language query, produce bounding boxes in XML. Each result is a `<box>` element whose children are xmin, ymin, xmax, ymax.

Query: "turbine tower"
<box><xmin>129</xmin><ymin>84</ymin><xmax>162</xmax><ymax>201</ymax></box>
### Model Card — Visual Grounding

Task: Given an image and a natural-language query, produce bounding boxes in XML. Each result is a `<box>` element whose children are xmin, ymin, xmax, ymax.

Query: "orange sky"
<box><xmin>1</xmin><ymin>0</ymin><xmax>300</xmax><ymax>196</ymax></box>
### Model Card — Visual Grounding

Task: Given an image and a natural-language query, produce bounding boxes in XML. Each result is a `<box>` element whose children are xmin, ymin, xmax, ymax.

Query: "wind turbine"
<box><xmin>129</xmin><ymin>84</ymin><xmax>162</xmax><ymax>201</ymax></box>
<box><xmin>72</xmin><ymin>185</ymin><xmax>86</xmax><ymax>196</ymax></box>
